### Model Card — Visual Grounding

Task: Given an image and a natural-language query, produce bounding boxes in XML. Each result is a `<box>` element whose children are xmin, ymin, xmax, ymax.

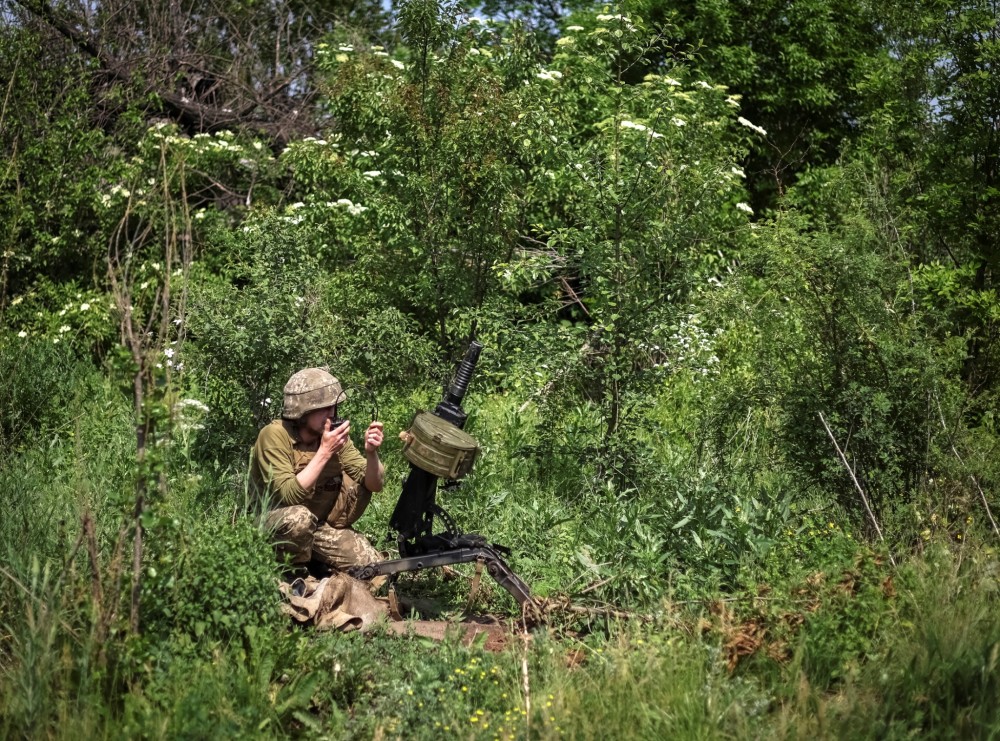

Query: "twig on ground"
<box><xmin>575</xmin><ymin>577</ymin><xmax>613</xmax><ymax>596</ymax></box>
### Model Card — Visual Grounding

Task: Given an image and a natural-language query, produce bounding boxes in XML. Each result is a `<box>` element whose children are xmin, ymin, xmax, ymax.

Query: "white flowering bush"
<box><xmin>4</xmin><ymin>280</ymin><xmax>115</xmax><ymax>355</ymax></box>
<box><xmin>471</xmin><ymin>9</ymin><xmax>758</xmax><ymax>485</ymax></box>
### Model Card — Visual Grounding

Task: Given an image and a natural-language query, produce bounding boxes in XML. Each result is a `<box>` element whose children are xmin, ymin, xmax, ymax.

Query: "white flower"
<box><xmin>620</xmin><ymin>120</ymin><xmax>647</xmax><ymax>131</ymax></box>
<box><xmin>336</xmin><ymin>198</ymin><xmax>354</xmax><ymax>207</ymax></box>
<box><xmin>59</xmin><ymin>325</ymin><xmax>71</xmax><ymax>333</ymax></box>
<box><xmin>59</xmin><ymin>309</ymin><xmax>66</xmax><ymax>316</ymax></box>
<box><xmin>363</xmin><ymin>170</ymin><xmax>381</xmax><ymax>178</ymax></box>
<box><xmin>253</xmin><ymin>141</ymin><xmax>263</xmax><ymax>150</ymax></box>
<box><xmin>338</xmin><ymin>45</ymin><xmax>354</xmax><ymax>52</ymax></box>
<box><xmin>536</xmin><ymin>69</ymin><xmax>563</xmax><ymax>81</ymax></box>
<box><xmin>725</xmin><ymin>96</ymin><xmax>740</xmax><ymax>107</ymax></box>
<box><xmin>737</xmin><ymin>116</ymin><xmax>767</xmax><ymax>136</ymax></box>
<box><xmin>80</xmin><ymin>303</ymin><xmax>90</xmax><ymax>311</ymax></box>
<box><xmin>663</xmin><ymin>77</ymin><xmax>682</xmax><ymax>86</ymax></box>
<box><xmin>468</xmin><ymin>47</ymin><xmax>481</xmax><ymax>55</ymax></box>
<box><xmin>566</xmin><ymin>25</ymin><xmax>585</xmax><ymax>31</ymax></box>
<box><xmin>289</xmin><ymin>202</ymin><xmax>304</xmax><ymax>209</ymax></box>
<box><xmin>17</xmin><ymin>330</ymin><xmax>27</xmax><ymax>338</ymax></box>
<box><xmin>391</xmin><ymin>60</ymin><xmax>405</xmax><ymax>70</ymax></box>
<box><xmin>556</xmin><ymin>37</ymin><xmax>575</xmax><ymax>46</ymax></box>
<box><xmin>671</xmin><ymin>117</ymin><xmax>686</xmax><ymax>127</ymax></box>
<box><xmin>347</xmin><ymin>204</ymin><xmax>368</xmax><ymax>215</ymax></box>
<box><xmin>177</xmin><ymin>398</ymin><xmax>209</xmax><ymax>413</ymax></box>
<box><xmin>695</xmin><ymin>80</ymin><xmax>712</xmax><ymax>89</ymax></box>
<box><xmin>731</xmin><ymin>167</ymin><xmax>746</xmax><ymax>178</ymax></box>
<box><xmin>164</xmin><ymin>348</ymin><xmax>175</xmax><ymax>359</ymax></box>
<box><xmin>736</xmin><ymin>202</ymin><xmax>754</xmax><ymax>214</ymax></box>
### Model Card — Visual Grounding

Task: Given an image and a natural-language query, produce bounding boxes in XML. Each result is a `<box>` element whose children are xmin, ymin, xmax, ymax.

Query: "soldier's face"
<box><xmin>304</xmin><ymin>406</ymin><xmax>334</xmax><ymax>433</ymax></box>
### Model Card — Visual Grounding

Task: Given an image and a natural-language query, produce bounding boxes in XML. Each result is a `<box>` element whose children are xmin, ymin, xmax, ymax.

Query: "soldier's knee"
<box><xmin>267</xmin><ymin>505</ymin><xmax>318</xmax><ymax>539</ymax></box>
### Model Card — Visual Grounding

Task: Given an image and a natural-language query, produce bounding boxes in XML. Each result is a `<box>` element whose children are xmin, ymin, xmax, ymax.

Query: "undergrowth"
<box><xmin>2</xmin><ymin>373</ymin><xmax>998</xmax><ymax>739</ymax></box>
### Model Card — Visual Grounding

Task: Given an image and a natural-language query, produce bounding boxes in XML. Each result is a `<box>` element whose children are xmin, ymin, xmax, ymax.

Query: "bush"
<box><xmin>141</xmin><ymin>513</ymin><xmax>282</xmax><ymax>646</ymax></box>
<box><xmin>707</xmin><ymin>177</ymin><xmax>964</xmax><ymax>529</ymax></box>
<box><xmin>184</xmin><ymin>214</ymin><xmax>334</xmax><ymax>459</ymax></box>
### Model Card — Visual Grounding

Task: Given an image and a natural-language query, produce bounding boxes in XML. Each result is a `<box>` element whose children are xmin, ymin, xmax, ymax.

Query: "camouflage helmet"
<box><xmin>282</xmin><ymin>367</ymin><xmax>347</xmax><ymax>420</ymax></box>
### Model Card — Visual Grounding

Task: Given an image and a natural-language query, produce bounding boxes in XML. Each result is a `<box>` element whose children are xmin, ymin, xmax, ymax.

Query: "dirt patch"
<box><xmin>385</xmin><ymin>615</ymin><xmax>514</xmax><ymax>652</ymax></box>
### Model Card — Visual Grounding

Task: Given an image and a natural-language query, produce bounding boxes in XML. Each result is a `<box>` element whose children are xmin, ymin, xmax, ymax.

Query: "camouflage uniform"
<box><xmin>251</xmin><ymin>418</ymin><xmax>382</xmax><ymax>571</ymax></box>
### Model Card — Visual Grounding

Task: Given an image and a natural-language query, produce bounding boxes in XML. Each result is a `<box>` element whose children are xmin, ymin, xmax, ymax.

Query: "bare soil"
<box><xmin>385</xmin><ymin>615</ymin><xmax>514</xmax><ymax>652</ymax></box>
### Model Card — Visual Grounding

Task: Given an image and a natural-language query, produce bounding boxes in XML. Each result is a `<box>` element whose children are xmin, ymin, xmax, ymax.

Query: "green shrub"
<box><xmin>141</xmin><ymin>514</ymin><xmax>282</xmax><ymax>647</ymax></box>
<box><xmin>184</xmin><ymin>215</ymin><xmax>334</xmax><ymax>458</ymax></box>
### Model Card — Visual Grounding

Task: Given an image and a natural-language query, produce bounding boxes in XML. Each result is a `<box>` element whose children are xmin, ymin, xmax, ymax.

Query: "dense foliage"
<box><xmin>2</xmin><ymin>0</ymin><xmax>999</xmax><ymax>737</ymax></box>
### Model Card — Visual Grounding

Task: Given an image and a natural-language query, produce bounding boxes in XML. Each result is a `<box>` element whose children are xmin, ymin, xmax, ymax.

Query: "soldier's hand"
<box><xmin>364</xmin><ymin>421</ymin><xmax>384</xmax><ymax>455</ymax></box>
<box><xmin>320</xmin><ymin>418</ymin><xmax>350</xmax><ymax>456</ymax></box>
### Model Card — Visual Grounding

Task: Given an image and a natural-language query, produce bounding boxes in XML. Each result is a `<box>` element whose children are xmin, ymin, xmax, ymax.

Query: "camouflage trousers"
<box><xmin>265</xmin><ymin>505</ymin><xmax>381</xmax><ymax>571</ymax></box>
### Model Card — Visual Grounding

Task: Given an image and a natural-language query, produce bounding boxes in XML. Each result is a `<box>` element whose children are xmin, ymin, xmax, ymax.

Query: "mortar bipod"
<box><xmin>346</xmin><ymin>543</ymin><xmax>536</xmax><ymax>610</ymax></box>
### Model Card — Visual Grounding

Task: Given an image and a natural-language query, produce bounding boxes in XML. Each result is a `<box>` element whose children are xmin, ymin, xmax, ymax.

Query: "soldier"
<box><xmin>251</xmin><ymin>367</ymin><xmax>385</xmax><ymax>573</ymax></box>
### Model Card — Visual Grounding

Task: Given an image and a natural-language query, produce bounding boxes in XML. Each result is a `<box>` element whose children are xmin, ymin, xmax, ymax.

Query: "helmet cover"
<box><xmin>282</xmin><ymin>367</ymin><xmax>347</xmax><ymax>420</ymax></box>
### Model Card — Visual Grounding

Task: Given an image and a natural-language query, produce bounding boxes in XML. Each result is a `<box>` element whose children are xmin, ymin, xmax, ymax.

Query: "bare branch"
<box><xmin>819</xmin><ymin>412</ymin><xmax>897</xmax><ymax>567</ymax></box>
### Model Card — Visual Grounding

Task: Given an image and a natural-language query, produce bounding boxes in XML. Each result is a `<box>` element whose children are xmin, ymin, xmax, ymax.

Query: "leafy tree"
<box><xmin>634</xmin><ymin>0</ymin><xmax>884</xmax><ymax>206</ymax></box>
<box><xmin>3</xmin><ymin>0</ymin><xmax>391</xmax><ymax>139</ymax></box>
<box><xmin>0</xmin><ymin>24</ymin><xmax>109</xmax><ymax>299</ymax></box>
<box><xmin>472</xmin><ymin>0</ymin><xmax>885</xmax><ymax>209</ymax></box>
<box><xmin>858</xmin><ymin>0</ymin><xmax>1000</xmax><ymax>395</ymax></box>
<box><xmin>311</xmin><ymin>0</ymin><xmax>530</xmax><ymax>352</ymax></box>
<box><xmin>496</xmin><ymin>10</ymin><xmax>752</xmax><ymax>479</ymax></box>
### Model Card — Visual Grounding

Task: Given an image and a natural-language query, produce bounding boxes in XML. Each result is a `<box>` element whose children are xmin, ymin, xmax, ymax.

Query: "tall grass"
<box><xmin>2</xmin><ymin>343</ymin><xmax>999</xmax><ymax>738</ymax></box>
<box><xmin>773</xmin><ymin>543</ymin><xmax>1000</xmax><ymax>738</ymax></box>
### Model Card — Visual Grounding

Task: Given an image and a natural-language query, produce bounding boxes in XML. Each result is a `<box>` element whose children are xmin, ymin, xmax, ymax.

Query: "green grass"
<box><xmin>2</xmin><ymin>364</ymin><xmax>1000</xmax><ymax>739</ymax></box>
